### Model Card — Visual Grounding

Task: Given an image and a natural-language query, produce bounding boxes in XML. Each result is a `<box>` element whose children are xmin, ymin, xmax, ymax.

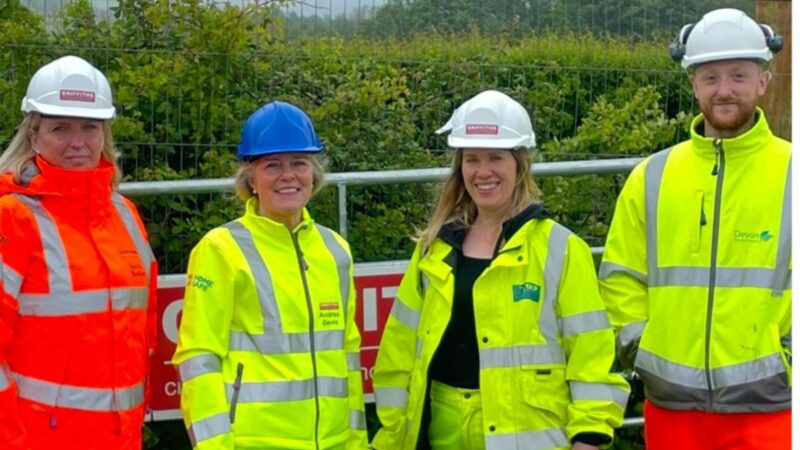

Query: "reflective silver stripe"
<box><xmin>13</xmin><ymin>372</ymin><xmax>143</xmax><ymax>411</ymax></box>
<box><xmin>187</xmin><ymin>411</ymin><xmax>231</xmax><ymax>447</ymax></box>
<box><xmin>0</xmin><ymin>365</ymin><xmax>9</xmax><ymax>390</ymax></box>
<box><xmin>316</xmin><ymin>225</ymin><xmax>351</xmax><ymax>313</ymax></box>
<box><xmin>712</xmin><ymin>353</ymin><xmax>787</xmax><ymax>388</ymax></box>
<box><xmin>389</xmin><ymin>297</ymin><xmax>420</xmax><ymax>330</ymax></box>
<box><xmin>1</xmin><ymin>259</ymin><xmax>23</xmax><ymax>298</ymax></box>
<box><xmin>350</xmin><ymin>409</ymin><xmax>366</xmax><ymax>430</ymax></box>
<box><xmin>569</xmin><ymin>381</ymin><xmax>629</xmax><ymax>409</ymax></box>
<box><xmin>652</xmin><ymin>266</ymin><xmax>778</xmax><ymax>288</ymax></box>
<box><xmin>18</xmin><ymin>287</ymin><xmax>148</xmax><ymax>316</ymax></box>
<box><xmin>619</xmin><ymin>321</ymin><xmax>646</xmax><ymax>349</ymax></box>
<box><xmin>224</xmin><ymin>221</ymin><xmax>281</xmax><ymax>332</ymax></box>
<box><xmin>227</xmin><ymin>377</ymin><xmax>347</xmax><ymax>403</ymax></box>
<box><xmin>485</xmin><ymin>427</ymin><xmax>569</xmax><ymax>450</ymax></box>
<box><xmin>374</xmin><ymin>387</ymin><xmax>408</xmax><ymax>408</ymax></box>
<box><xmin>347</xmin><ymin>352</ymin><xmax>361</xmax><ymax>371</ymax></box>
<box><xmin>635</xmin><ymin>348</ymin><xmax>706</xmax><ymax>390</ymax></box>
<box><xmin>13</xmin><ymin>195</ymin><xmax>71</xmax><ymax>292</ymax></box>
<box><xmin>178</xmin><ymin>354</ymin><xmax>222</xmax><ymax>383</ymax></box>
<box><xmin>415</xmin><ymin>337</ymin><xmax>423</xmax><ymax>359</ymax></box>
<box><xmin>773</xmin><ymin>157</ymin><xmax>791</xmax><ymax>296</ymax></box>
<box><xmin>480</xmin><ymin>344</ymin><xmax>565</xmax><ymax>369</ymax></box>
<box><xmin>539</xmin><ymin>223</ymin><xmax>569</xmax><ymax>344</ymax></box>
<box><xmin>636</xmin><ymin>349</ymin><xmax>786</xmax><ymax>390</ymax></box>
<box><xmin>229</xmin><ymin>329</ymin><xmax>344</xmax><ymax>354</ymax></box>
<box><xmin>644</xmin><ymin>149</ymin><xmax>671</xmax><ymax>285</ymax></box>
<box><xmin>560</xmin><ymin>310</ymin><xmax>610</xmax><ymax>337</ymax></box>
<box><xmin>598</xmin><ymin>261</ymin><xmax>646</xmax><ymax>284</ymax></box>
<box><xmin>111</xmin><ymin>193</ymin><xmax>153</xmax><ymax>281</ymax></box>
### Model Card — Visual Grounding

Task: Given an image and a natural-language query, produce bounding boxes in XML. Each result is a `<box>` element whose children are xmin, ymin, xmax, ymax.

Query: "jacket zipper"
<box><xmin>705</xmin><ymin>138</ymin><xmax>725</xmax><ymax>409</ymax></box>
<box><xmin>229</xmin><ymin>363</ymin><xmax>244</xmax><ymax>423</ymax></box>
<box><xmin>291</xmin><ymin>229</ymin><xmax>320</xmax><ymax>450</ymax></box>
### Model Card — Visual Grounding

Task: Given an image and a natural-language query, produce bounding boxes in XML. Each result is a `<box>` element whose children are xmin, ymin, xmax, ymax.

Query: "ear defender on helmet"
<box><xmin>669</xmin><ymin>23</ymin><xmax>695</xmax><ymax>63</ymax></box>
<box><xmin>759</xmin><ymin>24</ymin><xmax>784</xmax><ymax>53</ymax></box>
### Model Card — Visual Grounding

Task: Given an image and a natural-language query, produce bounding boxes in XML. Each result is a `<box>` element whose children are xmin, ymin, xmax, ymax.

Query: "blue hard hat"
<box><xmin>237</xmin><ymin>101</ymin><xmax>324</xmax><ymax>160</ymax></box>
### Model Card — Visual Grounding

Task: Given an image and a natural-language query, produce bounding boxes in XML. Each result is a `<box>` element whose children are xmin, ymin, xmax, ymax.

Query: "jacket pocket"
<box><xmin>230</xmin><ymin>362</ymin><xmax>245</xmax><ymax>423</ymax></box>
<box><xmin>520</xmin><ymin>365</ymin><xmax>569</xmax><ymax>417</ymax></box>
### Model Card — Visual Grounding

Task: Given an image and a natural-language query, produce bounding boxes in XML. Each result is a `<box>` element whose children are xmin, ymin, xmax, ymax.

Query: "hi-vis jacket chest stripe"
<box><xmin>485</xmin><ymin>428</ymin><xmax>569</xmax><ymax>450</ymax></box>
<box><xmin>224</xmin><ymin>376</ymin><xmax>348</xmax><ymax>403</ymax></box>
<box><xmin>18</xmin><ymin>287</ymin><xmax>148</xmax><ymax>316</ymax></box>
<box><xmin>178</xmin><ymin>354</ymin><xmax>222</xmax><ymax>383</ymax></box>
<box><xmin>111</xmin><ymin>193</ymin><xmax>154</xmax><ymax>280</ymax></box>
<box><xmin>316</xmin><ymin>225</ymin><xmax>351</xmax><ymax>315</ymax></box>
<box><xmin>636</xmin><ymin>348</ymin><xmax>785</xmax><ymax>391</ymax></box>
<box><xmin>229</xmin><ymin>329</ymin><xmax>344</xmax><ymax>354</ymax></box>
<box><xmin>187</xmin><ymin>412</ymin><xmax>231</xmax><ymax>448</ymax></box>
<box><xmin>773</xmin><ymin>156</ymin><xmax>792</xmax><ymax>295</ymax></box>
<box><xmin>12</xmin><ymin>194</ymin><xmax>72</xmax><ymax>292</ymax></box>
<box><xmin>223</xmin><ymin>222</ymin><xmax>351</xmax><ymax>356</ymax></box>
<box><xmin>644</xmin><ymin>149</ymin><xmax>791</xmax><ymax>291</ymax></box>
<box><xmin>1</xmin><ymin>258</ymin><xmax>23</xmax><ymax>298</ymax></box>
<box><xmin>12</xmin><ymin>194</ymin><xmax>151</xmax><ymax>316</ymax></box>
<box><xmin>479</xmin><ymin>343</ymin><xmax>565</xmax><ymax>369</ymax></box>
<box><xmin>538</xmin><ymin>223</ymin><xmax>568</xmax><ymax>346</ymax></box>
<box><xmin>12</xmin><ymin>372</ymin><xmax>144</xmax><ymax>411</ymax></box>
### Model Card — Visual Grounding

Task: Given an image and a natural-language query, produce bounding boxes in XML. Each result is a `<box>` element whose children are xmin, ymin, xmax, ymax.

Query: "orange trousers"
<box><xmin>643</xmin><ymin>400</ymin><xmax>791</xmax><ymax>450</ymax></box>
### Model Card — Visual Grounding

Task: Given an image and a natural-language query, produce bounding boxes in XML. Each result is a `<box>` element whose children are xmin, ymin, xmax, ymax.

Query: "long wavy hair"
<box><xmin>417</xmin><ymin>148</ymin><xmax>542</xmax><ymax>249</ymax></box>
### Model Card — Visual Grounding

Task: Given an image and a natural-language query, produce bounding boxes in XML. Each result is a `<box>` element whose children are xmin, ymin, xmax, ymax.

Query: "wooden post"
<box><xmin>756</xmin><ymin>0</ymin><xmax>792</xmax><ymax>140</ymax></box>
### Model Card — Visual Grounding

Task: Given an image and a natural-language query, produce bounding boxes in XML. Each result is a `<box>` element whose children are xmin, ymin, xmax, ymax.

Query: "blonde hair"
<box><xmin>234</xmin><ymin>153</ymin><xmax>326</xmax><ymax>202</ymax></box>
<box><xmin>417</xmin><ymin>148</ymin><xmax>542</xmax><ymax>249</ymax></box>
<box><xmin>0</xmin><ymin>113</ymin><xmax>121</xmax><ymax>187</ymax></box>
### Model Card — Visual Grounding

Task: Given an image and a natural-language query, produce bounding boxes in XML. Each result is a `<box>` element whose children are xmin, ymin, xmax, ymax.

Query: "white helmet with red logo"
<box><xmin>436</xmin><ymin>90</ymin><xmax>535</xmax><ymax>150</ymax></box>
<box><xmin>21</xmin><ymin>55</ymin><xmax>115</xmax><ymax>119</ymax></box>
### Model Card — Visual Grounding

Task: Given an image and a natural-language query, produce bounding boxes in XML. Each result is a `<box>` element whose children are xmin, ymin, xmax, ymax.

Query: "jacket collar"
<box><xmin>690</xmin><ymin>107</ymin><xmax>773</xmax><ymax>160</ymax></box>
<box><xmin>241</xmin><ymin>197</ymin><xmax>315</xmax><ymax>235</ymax></box>
<box><xmin>0</xmin><ymin>155</ymin><xmax>115</xmax><ymax>199</ymax></box>
<box><xmin>437</xmin><ymin>202</ymin><xmax>547</xmax><ymax>256</ymax></box>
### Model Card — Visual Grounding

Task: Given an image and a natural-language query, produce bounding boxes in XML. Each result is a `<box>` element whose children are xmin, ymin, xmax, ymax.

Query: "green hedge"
<box><xmin>1</xmin><ymin>1</ymin><xmax>699</xmax><ymax>448</ymax></box>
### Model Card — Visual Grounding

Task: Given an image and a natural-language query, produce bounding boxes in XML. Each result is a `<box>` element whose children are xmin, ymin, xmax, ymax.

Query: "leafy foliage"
<box><xmin>0</xmin><ymin>1</ymin><xmax>703</xmax><ymax>447</ymax></box>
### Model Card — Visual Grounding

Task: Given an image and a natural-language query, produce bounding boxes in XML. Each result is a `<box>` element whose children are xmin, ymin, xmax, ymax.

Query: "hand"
<box><xmin>572</xmin><ymin>443</ymin><xmax>600</xmax><ymax>450</ymax></box>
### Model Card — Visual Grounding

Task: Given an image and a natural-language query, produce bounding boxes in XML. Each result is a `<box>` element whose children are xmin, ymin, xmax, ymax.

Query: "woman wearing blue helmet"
<box><xmin>174</xmin><ymin>101</ymin><xmax>368</xmax><ymax>449</ymax></box>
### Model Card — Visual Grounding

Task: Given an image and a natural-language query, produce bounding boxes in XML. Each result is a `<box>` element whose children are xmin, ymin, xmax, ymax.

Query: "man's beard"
<box><xmin>699</xmin><ymin>98</ymin><xmax>757</xmax><ymax>135</ymax></box>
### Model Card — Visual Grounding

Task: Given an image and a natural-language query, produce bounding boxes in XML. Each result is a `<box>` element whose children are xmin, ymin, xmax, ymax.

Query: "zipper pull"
<box><xmin>711</xmin><ymin>138</ymin><xmax>722</xmax><ymax>176</ymax></box>
<box><xmin>700</xmin><ymin>203</ymin><xmax>707</xmax><ymax>226</ymax></box>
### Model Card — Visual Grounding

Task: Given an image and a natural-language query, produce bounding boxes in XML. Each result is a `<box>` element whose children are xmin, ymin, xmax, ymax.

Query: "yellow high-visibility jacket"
<box><xmin>600</xmin><ymin>109</ymin><xmax>792</xmax><ymax>413</ymax></box>
<box><xmin>373</xmin><ymin>205</ymin><xmax>629</xmax><ymax>450</ymax></box>
<box><xmin>173</xmin><ymin>199</ymin><xmax>368</xmax><ymax>449</ymax></box>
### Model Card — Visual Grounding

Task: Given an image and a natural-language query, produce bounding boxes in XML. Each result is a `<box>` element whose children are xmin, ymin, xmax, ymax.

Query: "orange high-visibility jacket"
<box><xmin>0</xmin><ymin>156</ymin><xmax>157</xmax><ymax>450</ymax></box>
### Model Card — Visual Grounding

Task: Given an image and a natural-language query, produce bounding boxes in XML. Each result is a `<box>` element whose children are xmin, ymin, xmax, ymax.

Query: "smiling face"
<box><xmin>690</xmin><ymin>59</ymin><xmax>770</xmax><ymax>138</ymax></box>
<box><xmin>461</xmin><ymin>148</ymin><xmax>518</xmax><ymax>218</ymax></box>
<box><xmin>250</xmin><ymin>152</ymin><xmax>314</xmax><ymax>228</ymax></box>
<box><xmin>29</xmin><ymin>116</ymin><xmax>105</xmax><ymax>169</ymax></box>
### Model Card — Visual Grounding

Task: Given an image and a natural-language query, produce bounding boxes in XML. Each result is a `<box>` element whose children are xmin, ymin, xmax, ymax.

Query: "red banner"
<box><xmin>148</xmin><ymin>261</ymin><xmax>407</xmax><ymax>421</ymax></box>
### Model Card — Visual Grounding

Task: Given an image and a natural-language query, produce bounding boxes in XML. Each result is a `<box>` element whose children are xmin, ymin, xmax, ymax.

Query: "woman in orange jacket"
<box><xmin>0</xmin><ymin>55</ymin><xmax>157</xmax><ymax>450</ymax></box>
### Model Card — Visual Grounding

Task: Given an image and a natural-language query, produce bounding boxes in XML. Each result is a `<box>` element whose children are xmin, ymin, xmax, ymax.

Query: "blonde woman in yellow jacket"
<box><xmin>372</xmin><ymin>90</ymin><xmax>629</xmax><ymax>450</ymax></box>
<box><xmin>173</xmin><ymin>101</ymin><xmax>368</xmax><ymax>450</ymax></box>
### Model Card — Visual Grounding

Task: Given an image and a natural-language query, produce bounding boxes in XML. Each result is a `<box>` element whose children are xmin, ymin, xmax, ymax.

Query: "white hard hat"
<box><xmin>21</xmin><ymin>55</ymin><xmax>115</xmax><ymax>119</ymax></box>
<box><xmin>436</xmin><ymin>90</ymin><xmax>535</xmax><ymax>150</ymax></box>
<box><xmin>670</xmin><ymin>8</ymin><xmax>783</xmax><ymax>69</ymax></box>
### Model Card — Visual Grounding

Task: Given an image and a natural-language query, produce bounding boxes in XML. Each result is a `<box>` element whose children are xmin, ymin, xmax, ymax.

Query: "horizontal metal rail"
<box><xmin>120</xmin><ymin>157</ymin><xmax>643</xmax><ymax>238</ymax></box>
